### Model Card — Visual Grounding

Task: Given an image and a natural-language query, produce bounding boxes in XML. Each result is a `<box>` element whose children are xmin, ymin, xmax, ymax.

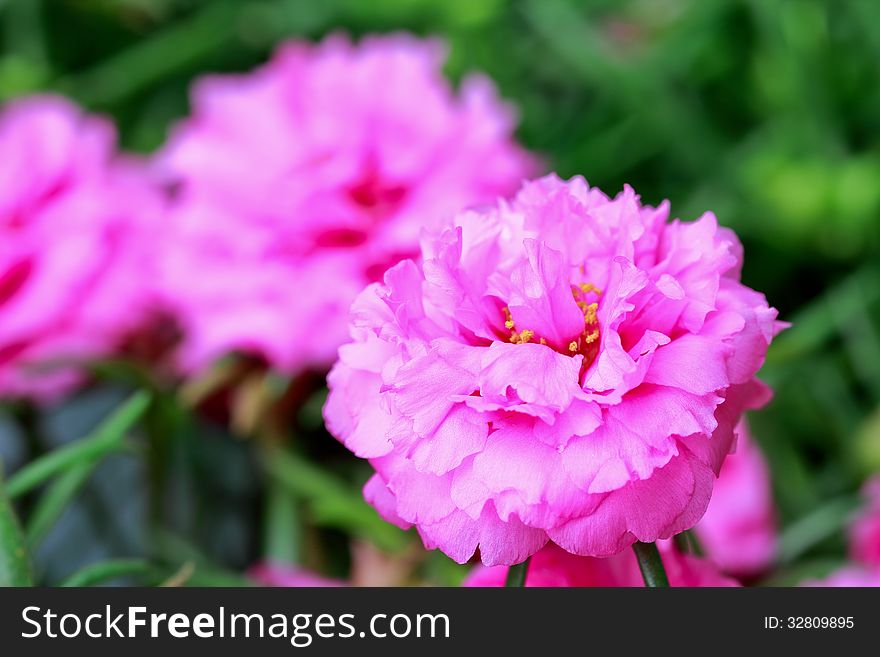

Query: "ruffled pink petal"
<box><xmin>550</xmin><ymin>445</ymin><xmax>715</xmax><ymax>557</ymax></box>
<box><xmin>418</xmin><ymin>504</ymin><xmax>548</xmax><ymax>566</ymax></box>
<box><xmin>504</xmin><ymin>240</ymin><xmax>585</xmax><ymax>349</ymax></box>
<box><xmin>324</xmin><ymin>365</ymin><xmax>394</xmax><ymax>458</ymax></box>
<box><xmin>695</xmin><ymin>421</ymin><xmax>777</xmax><ymax>576</ymax></box>
<box><xmin>476</xmin><ymin>342</ymin><xmax>586</xmax><ymax>417</ymax></box>
<box><xmin>408</xmin><ymin>405</ymin><xmax>488</xmax><ymax>475</ymax></box>
<box><xmin>363</xmin><ymin>474</ymin><xmax>412</xmax><ymax>530</ymax></box>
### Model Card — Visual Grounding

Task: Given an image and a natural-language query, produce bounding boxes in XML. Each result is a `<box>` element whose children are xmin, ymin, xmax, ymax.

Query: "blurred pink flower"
<box><xmin>325</xmin><ymin>174</ymin><xmax>784</xmax><ymax>565</ymax></box>
<box><xmin>156</xmin><ymin>34</ymin><xmax>535</xmax><ymax>375</ymax></box>
<box><xmin>464</xmin><ymin>542</ymin><xmax>738</xmax><ymax>587</ymax></box>
<box><xmin>249</xmin><ymin>562</ymin><xmax>345</xmax><ymax>587</ymax></box>
<box><xmin>803</xmin><ymin>478</ymin><xmax>880</xmax><ymax>588</ymax></box>
<box><xmin>803</xmin><ymin>567</ymin><xmax>880</xmax><ymax>588</ymax></box>
<box><xmin>850</xmin><ymin>476</ymin><xmax>880</xmax><ymax>569</ymax></box>
<box><xmin>695</xmin><ymin>420</ymin><xmax>777</xmax><ymax>576</ymax></box>
<box><xmin>0</xmin><ymin>96</ymin><xmax>161</xmax><ymax>400</ymax></box>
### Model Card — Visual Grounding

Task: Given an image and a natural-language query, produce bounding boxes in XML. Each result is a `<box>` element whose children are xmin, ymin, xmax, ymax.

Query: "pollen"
<box><xmin>502</xmin><ymin>306</ymin><xmax>516</xmax><ymax>331</ymax></box>
<box><xmin>509</xmin><ymin>329</ymin><xmax>536</xmax><ymax>344</ymax></box>
<box><xmin>584</xmin><ymin>302</ymin><xmax>598</xmax><ymax>325</ymax></box>
<box><xmin>568</xmin><ymin>280</ymin><xmax>603</xmax><ymax>362</ymax></box>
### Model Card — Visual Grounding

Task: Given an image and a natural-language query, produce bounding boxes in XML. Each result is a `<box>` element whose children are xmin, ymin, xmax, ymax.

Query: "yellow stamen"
<box><xmin>519</xmin><ymin>330</ymin><xmax>534</xmax><ymax>343</ymax></box>
<box><xmin>504</xmin><ymin>319</ymin><xmax>515</xmax><ymax>330</ymax></box>
<box><xmin>584</xmin><ymin>302</ymin><xmax>598</xmax><ymax>324</ymax></box>
<box><xmin>584</xmin><ymin>329</ymin><xmax>599</xmax><ymax>344</ymax></box>
<box><xmin>568</xmin><ymin>341</ymin><xmax>579</xmax><ymax>352</ymax></box>
<box><xmin>539</xmin><ymin>338</ymin><xmax>547</xmax><ymax>345</ymax></box>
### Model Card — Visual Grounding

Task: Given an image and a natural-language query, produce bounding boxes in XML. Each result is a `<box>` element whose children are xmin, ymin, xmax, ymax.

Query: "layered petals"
<box><xmin>695</xmin><ymin>421</ymin><xmax>778</xmax><ymax>577</ymax></box>
<box><xmin>0</xmin><ymin>96</ymin><xmax>161</xmax><ymax>400</ymax></box>
<box><xmin>325</xmin><ymin>174</ymin><xmax>781</xmax><ymax>564</ymax></box>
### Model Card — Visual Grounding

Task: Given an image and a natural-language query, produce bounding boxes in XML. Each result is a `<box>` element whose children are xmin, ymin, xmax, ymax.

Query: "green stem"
<box><xmin>505</xmin><ymin>557</ymin><xmax>531</xmax><ymax>587</ymax></box>
<box><xmin>632</xmin><ymin>541</ymin><xmax>670</xmax><ymax>587</ymax></box>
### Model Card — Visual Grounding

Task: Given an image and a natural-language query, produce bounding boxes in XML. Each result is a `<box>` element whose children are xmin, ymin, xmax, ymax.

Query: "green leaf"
<box><xmin>263</xmin><ymin>448</ymin><xmax>409</xmax><ymax>553</ymax></box>
<box><xmin>152</xmin><ymin>530</ymin><xmax>253</xmax><ymax>587</ymax></box>
<box><xmin>25</xmin><ymin>460</ymin><xmax>97</xmax><ymax>549</ymax></box>
<box><xmin>60</xmin><ymin>559</ymin><xmax>155</xmax><ymax>587</ymax></box>
<box><xmin>5</xmin><ymin>390</ymin><xmax>151</xmax><ymax>499</ymax></box>
<box><xmin>56</xmin><ymin>1</ymin><xmax>241</xmax><ymax>107</ymax></box>
<box><xmin>777</xmin><ymin>495</ymin><xmax>860</xmax><ymax>565</ymax></box>
<box><xmin>0</xmin><ymin>469</ymin><xmax>32</xmax><ymax>587</ymax></box>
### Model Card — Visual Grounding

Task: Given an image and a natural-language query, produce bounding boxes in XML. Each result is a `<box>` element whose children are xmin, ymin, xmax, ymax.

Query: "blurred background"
<box><xmin>1</xmin><ymin>0</ymin><xmax>879</xmax><ymax>586</ymax></box>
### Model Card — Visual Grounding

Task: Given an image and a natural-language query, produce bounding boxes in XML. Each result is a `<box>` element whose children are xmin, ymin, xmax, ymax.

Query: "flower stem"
<box><xmin>505</xmin><ymin>556</ymin><xmax>531</xmax><ymax>587</ymax></box>
<box><xmin>632</xmin><ymin>541</ymin><xmax>670</xmax><ymax>587</ymax></box>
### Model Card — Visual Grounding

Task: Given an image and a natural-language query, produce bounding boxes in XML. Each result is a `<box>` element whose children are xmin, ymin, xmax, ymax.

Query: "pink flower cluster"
<box><xmin>0</xmin><ymin>28</ymin><xmax>811</xmax><ymax>589</ymax></box>
<box><xmin>0</xmin><ymin>96</ymin><xmax>160</xmax><ymax>400</ymax></box>
<box><xmin>464</xmin><ymin>542</ymin><xmax>738</xmax><ymax>587</ymax></box>
<box><xmin>155</xmin><ymin>34</ymin><xmax>534</xmax><ymax>375</ymax></box>
<box><xmin>325</xmin><ymin>174</ymin><xmax>783</xmax><ymax>565</ymax></box>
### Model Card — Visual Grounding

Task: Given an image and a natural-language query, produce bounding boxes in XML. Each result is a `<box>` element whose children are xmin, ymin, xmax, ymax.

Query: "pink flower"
<box><xmin>694</xmin><ymin>420</ymin><xmax>777</xmax><ymax>576</ymax></box>
<box><xmin>850</xmin><ymin>476</ymin><xmax>880</xmax><ymax>569</ymax></box>
<box><xmin>803</xmin><ymin>567</ymin><xmax>880</xmax><ymax>588</ymax></box>
<box><xmin>464</xmin><ymin>542</ymin><xmax>738</xmax><ymax>587</ymax></box>
<box><xmin>155</xmin><ymin>34</ymin><xmax>534</xmax><ymax>375</ymax></box>
<box><xmin>248</xmin><ymin>562</ymin><xmax>345</xmax><ymax>587</ymax></box>
<box><xmin>0</xmin><ymin>96</ymin><xmax>161</xmax><ymax>400</ymax></box>
<box><xmin>325</xmin><ymin>174</ymin><xmax>783</xmax><ymax>565</ymax></box>
<box><xmin>804</xmin><ymin>478</ymin><xmax>880</xmax><ymax>588</ymax></box>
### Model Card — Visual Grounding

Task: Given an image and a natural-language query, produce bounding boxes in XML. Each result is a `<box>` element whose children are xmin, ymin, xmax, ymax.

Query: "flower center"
<box><xmin>567</xmin><ymin>282</ymin><xmax>601</xmax><ymax>359</ymax></box>
<box><xmin>502</xmin><ymin>282</ymin><xmax>602</xmax><ymax>365</ymax></box>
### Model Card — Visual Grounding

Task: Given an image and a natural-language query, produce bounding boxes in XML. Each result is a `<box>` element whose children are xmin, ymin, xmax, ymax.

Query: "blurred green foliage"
<box><xmin>1</xmin><ymin>0</ymin><xmax>879</xmax><ymax>585</ymax></box>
